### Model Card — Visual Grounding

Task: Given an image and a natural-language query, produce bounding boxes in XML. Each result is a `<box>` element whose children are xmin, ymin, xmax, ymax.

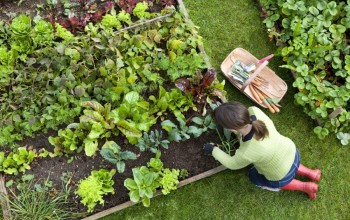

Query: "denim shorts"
<box><xmin>248</xmin><ymin>149</ymin><xmax>300</xmax><ymax>188</ymax></box>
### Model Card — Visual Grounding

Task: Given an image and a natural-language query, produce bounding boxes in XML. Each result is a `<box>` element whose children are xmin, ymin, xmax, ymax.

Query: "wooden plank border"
<box><xmin>177</xmin><ymin>0</ymin><xmax>212</xmax><ymax>68</ymax></box>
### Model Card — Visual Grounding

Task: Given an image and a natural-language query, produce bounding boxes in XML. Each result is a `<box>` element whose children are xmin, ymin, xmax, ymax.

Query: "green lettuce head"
<box><xmin>33</xmin><ymin>20</ymin><xmax>54</xmax><ymax>47</ymax></box>
<box><xmin>10</xmin><ymin>14</ymin><xmax>32</xmax><ymax>38</ymax></box>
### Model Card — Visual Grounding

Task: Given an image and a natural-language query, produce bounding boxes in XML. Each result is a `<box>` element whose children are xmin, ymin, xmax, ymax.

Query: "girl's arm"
<box><xmin>212</xmin><ymin>147</ymin><xmax>251</xmax><ymax>170</ymax></box>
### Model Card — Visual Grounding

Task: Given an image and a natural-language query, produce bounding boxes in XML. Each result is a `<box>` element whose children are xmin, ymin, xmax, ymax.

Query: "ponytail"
<box><xmin>251</xmin><ymin>120</ymin><xmax>269</xmax><ymax>140</ymax></box>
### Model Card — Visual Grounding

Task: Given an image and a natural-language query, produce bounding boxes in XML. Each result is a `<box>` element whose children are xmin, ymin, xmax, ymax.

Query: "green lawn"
<box><xmin>102</xmin><ymin>0</ymin><xmax>350</xmax><ymax>219</ymax></box>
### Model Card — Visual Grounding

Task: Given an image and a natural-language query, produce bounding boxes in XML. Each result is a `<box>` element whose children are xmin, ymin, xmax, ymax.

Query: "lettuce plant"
<box><xmin>9</xmin><ymin>14</ymin><xmax>31</xmax><ymax>38</ymax></box>
<box><xmin>48</xmin><ymin>127</ymin><xmax>85</xmax><ymax>155</ymax></box>
<box><xmin>0</xmin><ymin>147</ymin><xmax>37</xmax><ymax>175</ymax></box>
<box><xmin>75</xmin><ymin>169</ymin><xmax>116</xmax><ymax>213</ymax></box>
<box><xmin>117</xmin><ymin>9</ymin><xmax>132</xmax><ymax>25</ymax></box>
<box><xmin>55</xmin><ymin>23</ymin><xmax>74</xmax><ymax>42</ymax></box>
<box><xmin>109</xmin><ymin>91</ymin><xmax>157</xmax><ymax>144</ymax></box>
<box><xmin>158</xmin><ymin>168</ymin><xmax>180</xmax><ymax>195</ymax></box>
<box><xmin>101</xmin><ymin>14</ymin><xmax>122</xmax><ymax>30</ymax></box>
<box><xmin>32</xmin><ymin>20</ymin><xmax>54</xmax><ymax>47</ymax></box>
<box><xmin>187</xmin><ymin>114</ymin><xmax>217</xmax><ymax>138</ymax></box>
<box><xmin>132</xmin><ymin>2</ymin><xmax>151</xmax><ymax>19</ymax></box>
<box><xmin>161</xmin><ymin>118</ymin><xmax>191</xmax><ymax>142</ymax></box>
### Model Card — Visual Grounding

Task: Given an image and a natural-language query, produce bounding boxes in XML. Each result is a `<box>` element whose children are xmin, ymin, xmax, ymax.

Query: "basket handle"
<box><xmin>240</xmin><ymin>60</ymin><xmax>269</xmax><ymax>92</ymax></box>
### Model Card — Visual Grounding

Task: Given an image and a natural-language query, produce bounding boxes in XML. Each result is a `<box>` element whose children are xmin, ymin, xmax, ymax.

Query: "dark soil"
<box><xmin>1</xmin><ymin>0</ymin><xmax>222</xmax><ymax>217</ymax></box>
<box><xmin>17</xmin><ymin>124</ymin><xmax>220</xmax><ymax>215</ymax></box>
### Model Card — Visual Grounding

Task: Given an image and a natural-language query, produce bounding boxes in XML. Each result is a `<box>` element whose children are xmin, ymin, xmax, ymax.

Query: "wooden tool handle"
<box><xmin>252</xmin><ymin>85</ymin><xmax>275</xmax><ymax>113</ymax></box>
<box><xmin>249</xmin><ymin>84</ymin><xmax>262</xmax><ymax>104</ymax></box>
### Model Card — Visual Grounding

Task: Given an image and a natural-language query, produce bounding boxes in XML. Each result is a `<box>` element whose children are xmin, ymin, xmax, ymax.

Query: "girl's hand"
<box><xmin>203</xmin><ymin>143</ymin><xmax>216</xmax><ymax>156</ymax></box>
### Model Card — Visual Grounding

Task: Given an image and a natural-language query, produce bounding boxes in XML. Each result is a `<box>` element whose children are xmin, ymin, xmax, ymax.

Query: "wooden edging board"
<box><xmin>82</xmin><ymin>165</ymin><xmax>227</xmax><ymax>220</ymax></box>
<box><xmin>82</xmin><ymin>1</ymin><xmax>222</xmax><ymax>219</ymax></box>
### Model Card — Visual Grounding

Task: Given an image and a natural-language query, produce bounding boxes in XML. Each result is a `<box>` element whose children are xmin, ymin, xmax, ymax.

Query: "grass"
<box><xmin>102</xmin><ymin>0</ymin><xmax>350</xmax><ymax>219</ymax></box>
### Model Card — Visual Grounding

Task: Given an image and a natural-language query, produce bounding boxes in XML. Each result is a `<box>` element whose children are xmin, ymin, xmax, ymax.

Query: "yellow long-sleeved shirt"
<box><xmin>212</xmin><ymin>106</ymin><xmax>296</xmax><ymax>181</ymax></box>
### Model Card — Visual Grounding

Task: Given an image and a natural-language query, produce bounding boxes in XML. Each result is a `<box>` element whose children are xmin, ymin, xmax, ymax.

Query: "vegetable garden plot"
<box><xmin>0</xmin><ymin>0</ymin><xmax>228</xmax><ymax>218</ymax></box>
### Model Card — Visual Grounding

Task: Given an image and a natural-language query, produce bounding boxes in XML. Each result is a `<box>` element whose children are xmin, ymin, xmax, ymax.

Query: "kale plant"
<box><xmin>136</xmin><ymin>130</ymin><xmax>170</xmax><ymax>153</ymax></box>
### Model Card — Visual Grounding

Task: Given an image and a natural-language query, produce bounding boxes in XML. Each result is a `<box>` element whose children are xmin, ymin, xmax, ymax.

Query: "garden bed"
<box><xmin>0</xmin><ymin>0</ymin><xmax>227</xmax><ymax>219</ymax></box>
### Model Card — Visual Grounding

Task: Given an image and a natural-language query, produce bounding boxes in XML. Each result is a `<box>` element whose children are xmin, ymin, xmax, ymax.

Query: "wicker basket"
<box><xmin>221</xmin><ymin>48</ymin><xmax>288</xmax><ymax>109</ymax></box>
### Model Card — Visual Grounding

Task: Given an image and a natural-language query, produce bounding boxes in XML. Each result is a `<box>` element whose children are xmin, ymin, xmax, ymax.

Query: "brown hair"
<box><xmin>214</xmin><ymin>102</ymin><xmax>269</xmax><ymax>140</ymax></box>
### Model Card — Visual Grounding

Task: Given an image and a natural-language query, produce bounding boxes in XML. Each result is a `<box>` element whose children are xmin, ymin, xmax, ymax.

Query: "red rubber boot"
<box><xmin>280</xmin><ymin>179</ymin><xmax>318</xmax><ymax>200</ymax></box>
<box><xmin>297</xmin><ymin>164</ymin><xmax>321</xmax><ymax>182</ymax></box>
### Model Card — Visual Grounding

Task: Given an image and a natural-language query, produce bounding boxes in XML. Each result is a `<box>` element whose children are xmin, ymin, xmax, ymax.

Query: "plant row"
<box><xmin>0</xmin><ymin>1</ymin><xmax>229</xmax><ymax>215</ymax></box>
<box><xmin>259</xmin><ymin>0</ymin><xmax>350</xmax><ymax>143</ymax></box>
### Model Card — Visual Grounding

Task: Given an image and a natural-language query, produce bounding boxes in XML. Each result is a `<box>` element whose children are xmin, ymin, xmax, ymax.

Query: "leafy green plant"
<box><xmin>101</xmin><ymin>13</ymin><xmax>122</xmax><ymax>30</ymax></box>
<box><xmin>133</xmin><ymin>2</ymin><xmax>151</xmax><ymax>19</ymax></box>
<box><xmin>79</xmin><ymin>100</ymin><xmax>117</xmax><ymax>156</ymax></box>
<box><xmin>136</xmin><ymin>130</ymin><xmax>170</xmax><ymax>153</ymax></box>
<box><xmin>124</xmin><ymin>166</ymin><xmax>160</xmax><ymax>207</ymax></box>
<box><xmin>9</xmin><ymin>14</ymin><xmax>31</xmax><ymax>38</ymax></box>
<box><xmin>124</xmin><ymin>152</ymin><xmax>184</xmax><ymax>207</ymax></box>
<box><xmin>55</xmin><ymin>23</ymin><xmax>74</xmax><ymax>42</ymax></box>
<box><xmin>0</xmin><ymin>147</ymin><xmax>36</xmax><ymax>175</ymax></box>
<box><xmin>260</xmin><ymin>0</ymin><xmax>350</xmax><ymax>142</ymax></box>
<box><xmin>109</xmin><ymin>91</ymin><xmax>157</xmax><ymax>144</ymax></box>
<box><xmin>147</xmin><ymin>151</ymin><xmax>182</xmax><ymax>195</ymax></box>
<box><xmin>32</xmin><ymin>20</ymin><xmax>54</xmax><ymax>47</ymax></box>
<box><xmin>48</xmin><ymin>127</ymin><xmax>85</xmax><ymax>156</ymax></box>
<box><xmin>336</xmin><ymin>132</ymin><xmax>350</xmax><ymax>145</ymax></box>
<box><xmin>158</xmin><ymin>168</ymin><xmax>180</xmax><ymax>195</ymax></box>
<box><xmin>100</xmin><ymin>141</ymin><xmax>137</xmax><ymax>173</ymax></box>
<box><xmin>75</xmin><ymin>169</ymin><xmax>116</xmax><ymax>213</ymax></box>
<box><xmin>149</xmin><ymin>86</ymin><xmax>195</xmax><ymax>120</ymax></box>
<box><xmin>161</xmin><ymin>118</ymin><xmax>191</xmax><ymax>142</ymax></box>
<box><xmin>188</xmin><ymin>114</ymin><xmax>217</xmax><ymax>138</ymax></box>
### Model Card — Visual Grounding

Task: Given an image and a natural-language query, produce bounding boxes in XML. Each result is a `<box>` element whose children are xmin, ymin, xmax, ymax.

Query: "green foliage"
<box><xmin>55</xmin><ymin>23</ymin><xmax>74</xmax><ymax>42</ymax></box>
<box><xmin>216</xmin><ymin>128</ymin><xmax>239</xmax><ymax>156</ymax></box>
<box><xmin>100</xmin><ymin>141</ymin><xmax>137</xmax><ymax>173</ymax></box>
<box><xmin>158</xmin><ymin>168</ymin><xmax>180</xmax><ymax>195</ymax></box>
<box><xmin>110</xmin><ymin>91</ymin><xmax>157</xmax><ymax>144</ymax></box>
<box><xmin>48</xmin><ymin>127</ymin><xmax>85</xmax><ymax>155</ymax></box>
<box><xmin>188</xmin><ymin>114</ymin><xmax>217</xmax><ymax>138</ymax></box>
<box><xmin>136</xmin><ymin>130</ymin><xmax>170</xmax><ymax>153</ymax></box>
<box><xmin>260</xmin><ymin>0</ymin><xmax>350</xmax><ymax>141</ymax></box>
<box><xmin>336</xmin><ymin>132</ymin><xmax>350</xmax><ymax>145</ymax></box>
<box><xmin>149</xmin><ymin>86</ymin><xmax>195</xmax><ymax>119</ymax></box>
<box><xmin>32</xmin><ymin>20</ymin><xmax>54</xmax><ymax>47</ymax></box>
<box><xmin>101</xmin><ymin>14</ymin><xmax>122</xmax><ymax>30</ymax></box>
<box><xmin>161</xmin><ymin>113</ymin><xmax>216</xmax><ymax>142</ymax></box>
<box><xmin>124</xmin><ymin>166</ymin><xmax>160</xmax><ymax>207</ymax></box>
<box><xmin>117</xmin><ymin>10</ymin><xmax>132</xmax><ymax>25</ymax></box>
<box><xmin>9</xmin><ymin>14</ymin><xmax>31</xmax><ymax>38</ymax></box>
<box><xmin>7</xmin><ymin>178</ymin><xmax>81</xmax><ymax>219</ymax></box>
<box><xmin>161</xmin><ymin>118</ymin><xmax>191</xmax><ymax>142</ymax></box>
<box><xmin>0</xmin><ymin>147</ymin><xmax>36</xmax><ymax>175</ymax></box>
<box><xmin>75</xmin><ymin>169</ymin><xmax>116</xmax><ymax>213</ymax></box>
<box><xmin>133</xmin><ymin>2</ymin><xmax>151</xmax><ymax>19</ymax></box>
<box><xmin>124</xmin><ymin>152</ymin><xmax>184</xmax><ymax>207</ymax></box>
<box><xmin>0</xmin><ymin>7</ymin><xmax>220</xmax><ymax>166</ymax></box>
<box><xmin>78</xmin><ymin>101</ymin><xmax>117</xmax><ymax>156</ymax></box>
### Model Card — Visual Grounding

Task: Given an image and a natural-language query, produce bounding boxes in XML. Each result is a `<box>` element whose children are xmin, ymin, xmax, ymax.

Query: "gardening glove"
<box><xmin>203</xmin><ymin>143</ymin><xmax>216</xmax><ymax>156</ymax></box>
